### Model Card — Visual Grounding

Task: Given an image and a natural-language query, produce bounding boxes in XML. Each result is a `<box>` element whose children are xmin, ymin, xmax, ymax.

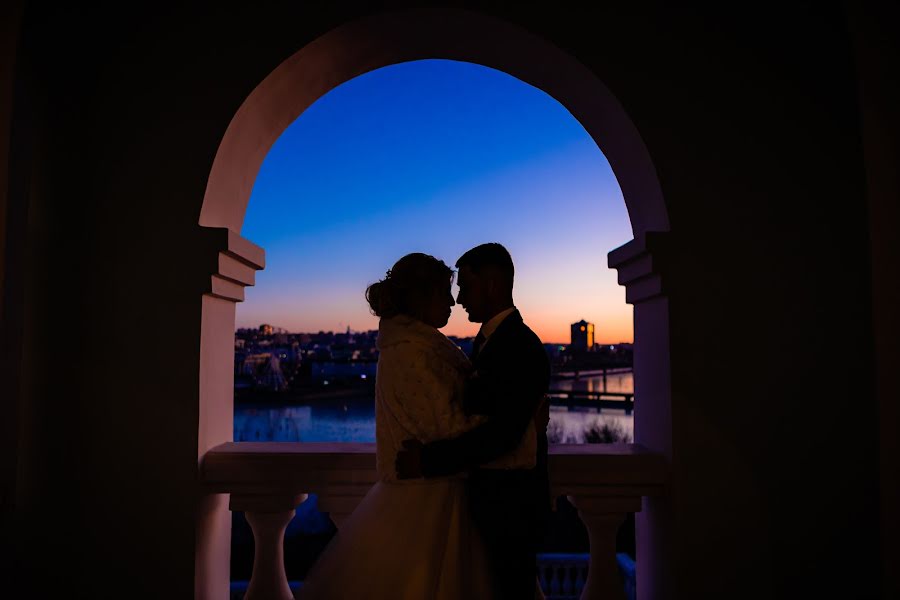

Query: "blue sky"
<box><xmin>238</xmin><ymin>59</ymin><xmax>633</xmax><ymax>344</ymax></box>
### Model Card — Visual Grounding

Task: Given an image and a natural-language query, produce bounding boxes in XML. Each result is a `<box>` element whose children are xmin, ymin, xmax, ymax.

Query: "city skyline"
<box><xmin>237</xmin><ymin>59</ymin><xmax>634</xmax><ymax>344</ymax></box>
<box><xmin>237</xmin><ymin>318</ymin><xmax>628</xmax><ymax>347</ymax></box>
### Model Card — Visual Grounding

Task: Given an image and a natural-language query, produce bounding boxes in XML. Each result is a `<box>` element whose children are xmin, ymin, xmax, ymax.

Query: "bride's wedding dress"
<box><xmin>296</xmin><ymin>315</ymin><xmax>493</xmax><ymax>599</ymax></box>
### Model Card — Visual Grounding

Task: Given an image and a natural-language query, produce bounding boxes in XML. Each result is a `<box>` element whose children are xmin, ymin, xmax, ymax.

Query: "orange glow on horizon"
<box><xmin>238</xmin><ymin>308</ymin><xmax>634</xmax><ymax>346</ymax></box>
<box><xmin>238</xmin><ymin>275</ymin><xmax>636</xmax><ymax>345</ymax></box>
<box><xmin>428</xmin><ymin>308</ymin><xmax>632</xmax><ymax>345</ymax></box>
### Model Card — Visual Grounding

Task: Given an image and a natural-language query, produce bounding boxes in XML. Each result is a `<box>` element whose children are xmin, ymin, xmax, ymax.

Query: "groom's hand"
<box><xmin>396</xmin><ymin>439</ymin><xmax>424</xmax><ymax>479</ymax></box>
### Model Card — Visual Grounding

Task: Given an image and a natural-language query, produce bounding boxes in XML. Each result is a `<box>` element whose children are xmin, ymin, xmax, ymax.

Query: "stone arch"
<box><xmin>199</xmin><ymin>8</ymin><xmax>668</xmax><ymax>236</ymax></box>
<box><xmin>196</xmin><ymin>8</ymin><xmax>673</xmax><ymax>599</ymax></box>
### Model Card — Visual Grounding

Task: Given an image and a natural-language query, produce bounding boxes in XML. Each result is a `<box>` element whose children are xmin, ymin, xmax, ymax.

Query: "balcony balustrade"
<box><xmin>202</xmin><ymin>442</ymin><xmax>666</xmax><ymax>600</ymax></box>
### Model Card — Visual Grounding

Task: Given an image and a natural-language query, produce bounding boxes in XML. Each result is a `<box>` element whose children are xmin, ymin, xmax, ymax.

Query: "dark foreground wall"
<box><xmin>1</xmin><ymin>2</ymin><xmax>896</xmax><ymax>598</ymax></box>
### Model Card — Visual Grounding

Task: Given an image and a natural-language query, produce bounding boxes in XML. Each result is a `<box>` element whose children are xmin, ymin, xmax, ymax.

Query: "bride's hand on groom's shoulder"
<box><xmin>396</xmin><ymin>439</ymin><xmax>424</xmax><ymax>479</ymax></box>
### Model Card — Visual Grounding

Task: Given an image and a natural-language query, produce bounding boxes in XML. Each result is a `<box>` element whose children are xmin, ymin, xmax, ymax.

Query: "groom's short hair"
<box><xmin>456</xmin><ymin>243</ymin><xmax>514</xmax><ymax>287</ymax></box>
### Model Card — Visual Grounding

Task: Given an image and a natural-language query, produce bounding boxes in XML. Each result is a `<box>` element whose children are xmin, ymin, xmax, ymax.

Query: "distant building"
<box><xmin>239</xmin><ymin>352</ymin><xmax>288</xmax><ymax>391</ymax></box>
<box><xmin>311</xmin><ymin>361</ymin><xmax>377</xmax><ymax>384</ymax></box>
<box><xmin>259</xmin><ymin>323</ymin><xmax>274</xmax><ymax>336</ymax></box>
<box><xmin>570</xmin><ymin>320</ymin><xmax>595</xmax><ymax>351</ymax></box>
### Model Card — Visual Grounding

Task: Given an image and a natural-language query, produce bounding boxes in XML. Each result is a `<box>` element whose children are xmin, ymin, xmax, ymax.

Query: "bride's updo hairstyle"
<box><xmin>366</xmin><ymin>253</ymin><xmax>453</xmax><ymax>320</ymax></box>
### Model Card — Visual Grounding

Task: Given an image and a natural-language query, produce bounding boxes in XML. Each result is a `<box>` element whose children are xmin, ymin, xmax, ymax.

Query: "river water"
<box><xmin>235</xmin><ymin>372</ymin><xmax>634</xmax><ymax>444</ymax></box>
<box><xmin>230</xmin><ymin>371</ymin><xmax>634</xmax><ymax>583</ymax></box>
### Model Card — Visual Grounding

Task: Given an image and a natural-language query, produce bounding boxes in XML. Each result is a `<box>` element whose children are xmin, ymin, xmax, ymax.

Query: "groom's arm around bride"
<box><xmin>406</xmin><ymin>310</ymin><xmax>549</xmax><ymax>476</ymax></box>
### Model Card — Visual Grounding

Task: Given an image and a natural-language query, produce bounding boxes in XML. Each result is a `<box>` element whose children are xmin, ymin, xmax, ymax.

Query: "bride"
<box><xmin>297</xmin><ymin>252</ymin><xmax>493</xmax><ymax>599</ymax></box>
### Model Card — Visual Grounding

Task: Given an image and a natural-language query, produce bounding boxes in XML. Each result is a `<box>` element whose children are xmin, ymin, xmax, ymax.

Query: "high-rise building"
<box><xmin>570</xmin><ymin>319</ymin><xmax>595</xmax><ymax>351</ymax></box>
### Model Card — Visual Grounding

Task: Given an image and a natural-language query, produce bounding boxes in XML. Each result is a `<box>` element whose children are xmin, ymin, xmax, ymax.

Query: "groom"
<box><xmin>396</xmin><ymin>242</ymin><xmax>551</xmax><ymax>599</ymax></box>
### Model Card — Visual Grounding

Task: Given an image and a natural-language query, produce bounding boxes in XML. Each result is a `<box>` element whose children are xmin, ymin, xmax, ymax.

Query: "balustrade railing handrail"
<box><xmin>201</xmin><ymin>442</ymin><xmax>666</xmax><ymax>491</ymax></box>
<box><xmin>201</xmin><ymin>442</ymin><xmax>667</xmax><ymax>600</ymax></box>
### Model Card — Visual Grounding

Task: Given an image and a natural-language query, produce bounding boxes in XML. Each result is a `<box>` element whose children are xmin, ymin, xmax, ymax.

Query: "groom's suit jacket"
<box><xmin>419</xmin><ymin>309</ymin><xmax>551</xmax><ymax>534</ymax></box>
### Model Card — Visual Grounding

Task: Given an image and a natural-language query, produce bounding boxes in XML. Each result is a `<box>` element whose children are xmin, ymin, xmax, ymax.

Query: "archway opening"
<box><xmin>234</xmin><ymin>58</ymin><xmax>634</xmax><ymax>443</ymax></box>
<box><xmin>229</xmin><ymin>57</ymin><xmax>636</xmax><ymax>587</ymax></box>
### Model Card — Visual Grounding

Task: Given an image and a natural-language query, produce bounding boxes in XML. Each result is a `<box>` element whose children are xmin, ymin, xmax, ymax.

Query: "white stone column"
<box><xmin>608</xmin><ymin>232</ymin><xmax>673</xmax><ymax>600</ymax></box>
<box><xmin>231</xmin><ymin>492</ymin><xmax>308</xmax><ymax>600</ymax></box>
<box><xmin>568</xmin><ymin>495</ymin><xmax>641</xmax><ymax>600</ymax></box>
<box><xmin>196</xmin><ymin>226</ymin><xmax>266</xmax><ymax>600</ymax></box>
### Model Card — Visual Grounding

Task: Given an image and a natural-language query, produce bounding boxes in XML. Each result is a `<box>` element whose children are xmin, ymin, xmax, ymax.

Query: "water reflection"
<box><xmin>551</xmin><ymin>370</ymin><xmax>633</xmax><ymax>394</ymax></box>
<box><xmin>235</xmin><ymin>400</ymin><xmax>376</xmax><ymax>443</ymax></box>
<box><xmin>234</xmin><ymin>374</ymin><xmax>634</xmax><ymax>444</ymax></box>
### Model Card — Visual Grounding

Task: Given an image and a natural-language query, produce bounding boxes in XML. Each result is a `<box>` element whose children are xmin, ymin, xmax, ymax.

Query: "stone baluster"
<box><xmin>550</xmin><ymin>563</ymin><xmax>561</xmax><ymax>596</ymax></box>
<box><xmin>568</xmin><ymin>495</ymin><xmax>641</xmax><ymax>600</ymax></box>
<box><xmin>231</xmin><ymin>492</ymin><xmax>307</xmax><ymax>600</ymax></box>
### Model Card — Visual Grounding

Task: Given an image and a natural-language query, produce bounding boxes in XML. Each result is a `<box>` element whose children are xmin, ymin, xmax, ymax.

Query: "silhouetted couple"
<box><xmin>298</xmin><ymin>243</ymin><xmax>551</xmax><ymax>599</ymax></box>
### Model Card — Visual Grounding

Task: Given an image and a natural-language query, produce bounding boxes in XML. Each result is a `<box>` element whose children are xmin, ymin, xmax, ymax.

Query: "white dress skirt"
<box><xmin>295</xmin><ymin>477</ymin><xmax>492</xmax><ymax>599</ymax></box>
<box><xmin>296</xmin><ymin>315</ymin><xmax>493</xmax><ymax>599</ymax></box>
<box><xmin>297</xmin><ymin>315</ymin><xmax>535</xmax><ymax>599</ymax></box>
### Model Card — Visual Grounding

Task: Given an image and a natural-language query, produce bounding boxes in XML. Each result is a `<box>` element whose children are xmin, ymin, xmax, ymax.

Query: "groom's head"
<box><xmin>455</xmin><ymin>243</ymin><xmax>514</xmax><ymax>324</ymax></box>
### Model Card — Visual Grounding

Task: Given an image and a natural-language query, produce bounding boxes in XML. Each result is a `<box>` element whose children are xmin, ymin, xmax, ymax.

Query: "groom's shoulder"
<box><xmin>502</xmin><ymin>315</ymin><xmax>545</xmax><ymax>354</ymax></box>
<box><xmin>516</xmin><ymin>319</ymin><xmax>542</xmax><ymax>345</ymax></box>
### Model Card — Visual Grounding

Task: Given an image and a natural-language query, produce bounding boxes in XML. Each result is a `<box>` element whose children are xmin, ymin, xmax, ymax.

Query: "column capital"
<box><xmin>607</xmin><ymin>231</ymin><xmax>670</xmax><ymax>305</ymax></box>
<box><xmin>200</xmin><ymin>227</ymin><xmax>266</xmax><ymax>303</ymax></box>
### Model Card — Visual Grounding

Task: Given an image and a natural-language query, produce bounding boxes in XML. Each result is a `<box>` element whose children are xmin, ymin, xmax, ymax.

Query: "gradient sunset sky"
<box><xmin>237</xmin><ymin>59</ymin><xmax>633</xmax><ymax>344</ymax></box>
